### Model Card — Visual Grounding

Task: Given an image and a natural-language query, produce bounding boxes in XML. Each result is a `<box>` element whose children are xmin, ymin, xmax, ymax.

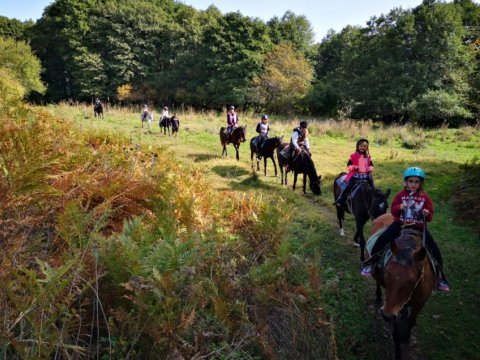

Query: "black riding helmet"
<box><xmin>300</xmin><ymin>120</ymin><xmax>308</xmax><ymax>128</ymax></box>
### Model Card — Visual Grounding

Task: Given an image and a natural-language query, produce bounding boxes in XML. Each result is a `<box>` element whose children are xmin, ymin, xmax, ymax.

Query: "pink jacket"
<box><xmin>345</xmin><ymin>151</ymin><xmax>374</xmax><ymax>182</ymax></box>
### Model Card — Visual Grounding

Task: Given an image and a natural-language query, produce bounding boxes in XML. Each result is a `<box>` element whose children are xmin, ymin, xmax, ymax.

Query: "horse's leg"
<box><xmin>271</xmin><ymin>157</ymin><xmax>278</xmax><ymax>177</ymax></box>
<box><xmin>303</xmin><ymin>173</ymin><xmax>307</xmax><ymax>194</ymax></box>
<box><xmin>393</xmin><ymin>316</ymin><xmax>412</xmax><ymax>360</ymax></box>
<box><xmin>356</xmin><ymin>217</ymin><xmax>368</xmax><ymax>261</ymax></box>
<box><xmin>375</xmin><ymin>281</ymin><xmax>382</xmax><ymax>306</ymax></box>
<box><xmin>336</xmin><ymin>206</ymin><xmax>345</xmax><ymax>237</ymax></box>
<box><xmin>264</xmin><ymin>156</ymin><xmax>267</xmax><ymax>176</ymax></box>
<box><xmin>235</xmin><ymin>144</ymin><xmax>239</xmax><ymax>161</ymax></box>
<box><xmin>222</xmin><ymin>143</ymin><xmax>227</xmax><ymax>157</ymax></box>
<box><xmin>293</xmin><ymin>172</ymin><xmax>298</xmax><ymax>191</ymax></box>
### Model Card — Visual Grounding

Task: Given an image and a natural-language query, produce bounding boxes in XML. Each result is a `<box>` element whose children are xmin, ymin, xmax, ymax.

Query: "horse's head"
<box><xmin>381</xmin><ymin>230</ymin><xmax>428</xmax><ymax>319</ymax></box>
<box><xmin>274</xmin><ymin>136</ymin><xmax>283</xmax><ymax>147</ymax></box>
<box><xmin>240</xmin><ymin>126</ymin><xmax>247</xmax><ymax>142</ymax></box>
<box><xmin>302</xmin><ymin>153</ymin><xmax>321</xmax><ymax>195</ymax></box>
<box><xmin>310</xmin><ymin>174</ymin><xmax>322</xmax><ymax>196</ymax></box>
<box><xmin>371</xmin><ymin>188</ymin><xmax>391</xmax><ymax>219</ymax></box>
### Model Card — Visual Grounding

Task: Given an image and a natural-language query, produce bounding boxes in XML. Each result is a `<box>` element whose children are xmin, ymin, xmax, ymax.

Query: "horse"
<box><xmin>250</xmin><ymin>136</ymin><xmax>283</xmax><ymax>176</ymax></box>
<box><xmin>277</xmin><ymin>143</ymin><xmax>321</xmax><ymax>195</ymax></box>
<box><xmin>141</xmin><ymin>110</ymin><xmax>154</xmax><ymax>131</ymax></box>
<box><xmin>171</xmin><ymin>117</ymin><xmax>179</xmax><ymax>138</ymax></box>
<box><xmin>333</xmin><ymin>172</ymin><xmax>390</xmax><ymax>261</ymax></box>
<box><xmin>371</xmin><ymin>228</ymin><xmax>435</xmax><ymax>360</ymax></box>
<box><xmin>93</xmin><ymin>102</ymin><xmax>103</xmax><ymax>119</ymax></box>
<box><xmin>219</xmin><ymin>126</ymin><xmax>247</xmax><ymax>161</ymax></box>
<box><xmin>159</xmin><ymin>116</ymin><xmax>171</xmax><ymax>135</ymax></box>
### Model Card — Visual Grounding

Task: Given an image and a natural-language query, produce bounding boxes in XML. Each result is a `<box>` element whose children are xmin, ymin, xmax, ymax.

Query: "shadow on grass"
<box><xmin>188</xmin><ymin>153</ymin><xmax>221</xmax><ymax>162</ymax></box>
<box><xmin>231</xmin><ymin>173</ymin><xmax>278</xmax><ymax>191</ymax></box>
<box><xmin>211</xmin><ymin>165</ymin><xmax>249</xmax><ymax>178</ymax></box>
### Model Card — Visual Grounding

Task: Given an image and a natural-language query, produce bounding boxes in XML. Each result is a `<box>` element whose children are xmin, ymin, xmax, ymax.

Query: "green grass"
<box><xmin>48</xmin><ymin>103</ymin><xmax>480</xmax><ymax>359</ymax></box>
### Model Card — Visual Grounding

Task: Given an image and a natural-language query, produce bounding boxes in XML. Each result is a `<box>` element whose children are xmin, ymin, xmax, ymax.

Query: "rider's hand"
<box><xmin>400</xmin><ymin>203</ymin><xmax>406</xmax><ymax>210</ymax></box>
<box><xmin>368</xmin><ymin>166</ymin><xmax>374</xmax><ymax>173</ymax></box>
<box><xmin>422</xmin><ymin>209</ymin><xmax>430</xmax><ymax>216</ymax></box>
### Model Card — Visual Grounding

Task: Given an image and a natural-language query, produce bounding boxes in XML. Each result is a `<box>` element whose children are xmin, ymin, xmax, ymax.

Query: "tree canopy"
<box><xmin>1</xmin><ymin>0</ymin><xmax>478</xmax><ymax>125</ymax></box>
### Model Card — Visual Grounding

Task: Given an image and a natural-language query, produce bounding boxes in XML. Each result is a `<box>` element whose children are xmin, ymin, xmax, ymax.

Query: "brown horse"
<box><xmin>250</xmin><ymin>136</ymin><xmax>283</xmax><ymax>176</ymax></box>
<box><xmin>371</xmin><ymin>228</ymin><xmax>435</xmax><ymax>360</ymax></box>
<box><xmin>220</xmin><ymin>126</ymin><xmax>247</xmax><ymax>161</ymax></box>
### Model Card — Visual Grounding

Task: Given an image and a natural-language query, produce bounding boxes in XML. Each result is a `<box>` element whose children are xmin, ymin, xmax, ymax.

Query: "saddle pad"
<box><xmin>335</xmin><ymin>175</ymin><xmax>347</xmax><ymax>192</ymax></box>
<box><xmin>280</xmin><ymin>145</ymin><xmax>290</xmax><ymax>159</ymax></box>
<box><xmin>366</xmin><ymin>227</ymin><xmax>392</xmax><ymax>268</ymax></box>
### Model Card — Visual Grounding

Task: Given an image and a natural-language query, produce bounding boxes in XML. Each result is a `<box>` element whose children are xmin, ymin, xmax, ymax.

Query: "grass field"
<box><xmin>45</xmin><ymin>103</ymin><xmax>480</xmax><ymax>359</ymax></box>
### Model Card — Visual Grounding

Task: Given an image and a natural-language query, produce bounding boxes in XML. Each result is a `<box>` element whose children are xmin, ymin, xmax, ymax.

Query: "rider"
<box><xmin>361</xmin><ymin>167</ymin><xmax>450</xmax><ymax>292</ymax></box>
<box><xmin>255</xmin><ymin>114</ymin><xmax>270</xmax><ymax>159</ymax></box>
<box><xmin>335</xmin><ymin>139</ymin><xmax>374</xmax><ymax>207</ymax></box>
<box><xmin>226</xmin><ymin>105</ymin><xmax>239</xmax><ymax>141</ymax></box>
<box><xmin>161</xmin><ymin>106</ymin><xmax>169</xmax><ymax>120</ymax></box>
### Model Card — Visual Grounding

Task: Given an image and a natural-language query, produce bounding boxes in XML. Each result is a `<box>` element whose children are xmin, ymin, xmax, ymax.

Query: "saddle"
<box><xmin>366</xmin><ymin>228</ymin><xmax>439</xmax><ymax>278</ymax></box>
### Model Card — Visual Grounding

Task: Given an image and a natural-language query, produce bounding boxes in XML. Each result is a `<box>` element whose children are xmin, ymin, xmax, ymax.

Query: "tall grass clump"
<box><xmin>452</xmin><ymin>157</ymin><xmax>480</xmax><ymax>234</ymax></box>
<box><xmin>0</xmin><ymin>101</ymin><xmax>336</xmax><ymax>358</ymax></box>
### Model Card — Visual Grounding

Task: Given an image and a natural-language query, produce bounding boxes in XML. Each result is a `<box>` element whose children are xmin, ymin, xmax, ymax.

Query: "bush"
<box><xmin>407</xmin><ymin>90</ymin><xmax>473</xmax><ymax>127</ymax></box>
<box><xmin>452</xmin><ymin>157</ymin><xmax>480</xmax><ymax>234</ymax></box>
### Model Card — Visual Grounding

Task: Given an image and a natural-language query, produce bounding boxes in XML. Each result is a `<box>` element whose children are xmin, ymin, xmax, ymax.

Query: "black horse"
<box><xmin>220</xmin><ymin>126</ymin><xmax>247</xmax><ymax>161</ymax></box>
<box><xmin>93</xmin><ymin>102</ymin><xmax>103</xmax><ymax>119</ymax></box>
<box><xmin>277</xmin><ymin>143</ymin><xmax>321</xmax><ymax>195</ymax></box>
<box><xmin>333</xmin><ymin>172</ymin><xmax>391</xmax><ymax>261</ymax></box>
<box><xmin>250</xmin><ymin>136</ymin><xmax>283</xmax><ymax>176</ymax></box>
<box><xmin>159</xmin><ymin>116</ymin><xmax>171</xmax><ymax>135</ymax></box>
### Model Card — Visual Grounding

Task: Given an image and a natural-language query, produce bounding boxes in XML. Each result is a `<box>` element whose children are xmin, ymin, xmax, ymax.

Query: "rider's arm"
<box><xmin>423</xmin><ymin>195</ymin><xmax>434</xmax><ymax>222</ymax></box>
<box><xmin>256</xmin><ymin>123</ymin><xmax>261</xmax><ymax>134</ymax></box>
<box><xmin>291</xmin><ymin>132</ymin><xmax>300</xmax><ymax>150</ymax></box>
<box><xmin>390</xmin><ymin>192</ymin><xmax>404</xmax><ymax>218</ymax></box>
<box><xmin>303</xmin><ymin>137</ymin><xmax>310</xmax><ymax>150</ymax></box>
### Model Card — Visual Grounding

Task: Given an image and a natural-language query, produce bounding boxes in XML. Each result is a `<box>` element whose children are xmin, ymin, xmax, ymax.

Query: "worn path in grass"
<box><xmin>52</xmin><ymin>105</ymin><xmax>480</xmax><ymax>360</ymax></box>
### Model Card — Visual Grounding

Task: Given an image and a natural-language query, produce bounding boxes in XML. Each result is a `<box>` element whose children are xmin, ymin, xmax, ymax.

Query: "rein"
<box><xmin>396</xmin><ymin>259</ymin><xmax>425</xmax><ymax>314</ymax></box>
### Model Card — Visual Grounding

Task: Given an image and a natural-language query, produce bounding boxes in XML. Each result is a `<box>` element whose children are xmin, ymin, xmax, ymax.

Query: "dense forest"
<box><xmin>1</xmin><ymin>0</ymin><xmax>480</xmax><ymax>125</ymax></box>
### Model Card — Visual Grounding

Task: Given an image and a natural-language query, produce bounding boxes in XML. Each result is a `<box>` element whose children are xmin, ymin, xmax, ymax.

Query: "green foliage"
<box><xmin>309</xmin><ymin>1</ymin><xmax>478</xmax><ymax>124</ymax></box>
<box><xmin>0</xmin><ymin>16</ymin><xmax>33</xmax><ymax>41</ymax></box>
<box><xmin>0</xmin><ymin>37</ymin><xmax>45</xmax><ymax>95</ymax></box>
<box><xmin>251</xmin><ymin>42</ymin><xmax>313</xmax><ymax>114</ymax></box>
<box><xmin>0</xmin><ymin>68</ymin><xmax>25</xmax><ymax>107</ymax></box>
<box><xmin>407</xmin><ymin>89</ymin><xmax>473</xmax><ymax>126</ymax></box>
<box><xmin>452</xmin><ymin>157</ymin><xmax>480</xmax><ymax>233</ymax></box>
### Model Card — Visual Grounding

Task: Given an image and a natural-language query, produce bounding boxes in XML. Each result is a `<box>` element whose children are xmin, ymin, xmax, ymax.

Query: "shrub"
<box><xmin>452</xmin><ymin>157</ymin><xmax>480</xmax><ymax>234</ymax></box>
<box><xmin>407</xmin><ymin>90</ymin><xmax>473</xmax><ymax>127</ymax></box>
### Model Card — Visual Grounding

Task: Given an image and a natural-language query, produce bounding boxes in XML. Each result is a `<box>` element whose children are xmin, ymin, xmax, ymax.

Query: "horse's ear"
<box><xmin>318</xmin><ymin>175</ymin><xmax>322</xmax><ymax>180</ymax></box>
<box><xmin>385</xmin><ymin>189</ymin><xmax>391</xmax><ymax>199</ymax></box>
<box><xmin>414</xmin><ymin>247</ymin><xmax>427</xmax><ymax>262</ymax></box>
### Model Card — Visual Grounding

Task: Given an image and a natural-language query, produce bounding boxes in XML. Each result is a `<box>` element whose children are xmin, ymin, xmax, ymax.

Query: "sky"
<box><xmin>0</xmin><ymin>0</ymin><xmax>463</xmax><ymax>43</ymax></box>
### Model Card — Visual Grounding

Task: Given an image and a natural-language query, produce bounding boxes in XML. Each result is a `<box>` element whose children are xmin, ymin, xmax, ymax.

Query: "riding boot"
<box><xmin>335</xmin><ymin>189</ymin><xmax>348</xmax><ymax>207</ymax></box>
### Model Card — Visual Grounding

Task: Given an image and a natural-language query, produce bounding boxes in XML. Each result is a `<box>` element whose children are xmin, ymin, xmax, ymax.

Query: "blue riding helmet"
<box><xmin>261</xmin><ymin>114</ymin><xmax>268</xmax><ymax>120</ymax></box>
<box><xmin>403</xmin><ymin>167</ymin><xmax>425</xmax><ymax>180</ymax></box>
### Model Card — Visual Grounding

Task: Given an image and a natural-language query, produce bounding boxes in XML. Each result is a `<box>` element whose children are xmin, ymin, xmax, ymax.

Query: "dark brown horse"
<box><xmin>159</xmin><ymin>116</ymin><xmax>171</xmax><ymax>135</ymax></box>
<box><xmin>220</xmin><ymin>126</ymin><xmax>247</xmax><ymax>161</ymax></box>
<box><xmin>93</xmin><ymin>102</ymin><xmax>103</xmax><ymax>119</ymax></box>
<box><xmin>277</xmin><ymin>143</ymin><xmax>321</xmax><ymax>195</ymax></box>
<box><xmin>371</xmin><ymin>228</ymin><xmax>435</xmax><ymax>360</ymax></box>
<box><xmin>333</xmin><ymin>172</ymin><xmax>390</xmax><ymax>261</ymax></box>
<box><xmin>250</xmin><ymin>136</ymin><xmax>283</xmax><ymax>176</ymax></box>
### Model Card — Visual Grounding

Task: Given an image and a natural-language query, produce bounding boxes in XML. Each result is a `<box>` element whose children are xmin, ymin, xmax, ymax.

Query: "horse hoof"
<box><xmin>353</xmin><ymin>242</ymin><xmax>360</xmax><ymax>248</ymax></box>
<box><xmin>340</xmin><ymin>229</ymin><xmax>345</xmax><ymax>237</ymax></box>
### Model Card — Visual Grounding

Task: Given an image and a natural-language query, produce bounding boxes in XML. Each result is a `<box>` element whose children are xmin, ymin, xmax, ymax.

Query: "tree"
<box><xmin>0</xmin><ymin>37</ymin><xmax>45</xmax><ymax>95</ymax></box>
<box><xmin>251</xmin><ymin>43</ymin><xmax>313</xmax><ymax>114</ymax></box>
<box><xmin>0</xmin><ymin>16</ymin><xmax>34</xmax><ymax>41</ymax></box>
<box><xmin>267</xmin><ymin>11</ymin><xmax>316</xmax><ymax>55</ymax></box>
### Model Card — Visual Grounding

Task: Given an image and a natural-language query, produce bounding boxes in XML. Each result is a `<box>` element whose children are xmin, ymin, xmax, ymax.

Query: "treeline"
<box><xmin>1</xmin><ymin>0</ymin><xmax>479</xmax><ymax>125</ymax></box>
